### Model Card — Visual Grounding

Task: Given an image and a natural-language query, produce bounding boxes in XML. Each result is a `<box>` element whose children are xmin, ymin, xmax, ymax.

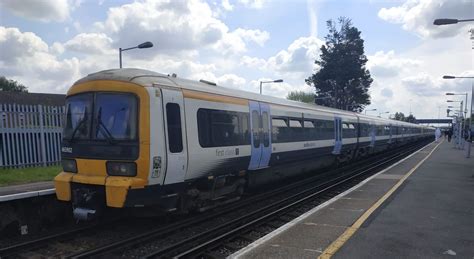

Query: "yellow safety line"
<box><xmin>318</xmin><ymin>140</ymin><xmax>443</xmax><ymax>259</ymax></box>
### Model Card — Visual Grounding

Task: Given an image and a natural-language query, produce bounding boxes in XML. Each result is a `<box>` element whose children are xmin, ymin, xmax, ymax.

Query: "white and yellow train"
<box><xmin>54</xmin><ymin>68</ymin><xmax>434</xmax><ymax>220</ymax></box>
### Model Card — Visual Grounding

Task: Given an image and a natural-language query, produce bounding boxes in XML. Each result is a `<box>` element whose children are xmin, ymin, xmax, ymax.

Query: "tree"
<box><xmin>393</xmin><ymin>112</ymin><xmax>406</xmax><ymax>121</ymax></box>
<box><xmin>0</xmin><ymin>76</ymin><xmax>28</xmax><ymax>92</ymax></box>
<box><xmin>392</xmin><ymin>112</ymin><xmax>417</xmax><ymax>123</ymax></box>
<box><xmin>305</xmin><ymin>17</ymin><xmax>372</xmax><ymax>112</ymax></box>
<box><xmin>286</xmin><ymin>91</ymin><xmax>315</xmax><ymax>103</ymax></box>
<box><xmin>405</xmin><ymin>114</ymin><xmax>417</xmax><ymax>123</ymax></box>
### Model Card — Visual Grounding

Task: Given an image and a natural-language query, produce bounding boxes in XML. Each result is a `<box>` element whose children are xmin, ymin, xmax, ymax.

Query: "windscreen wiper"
<box><xmin>69</xmin><ymin>108</ymin><xmax>88</xmax><ymax>143</ymax></box>
<box><xmin>96</xmin><ymin>107</ymin><xmax>116</xmax><ymax>145</ymax></box>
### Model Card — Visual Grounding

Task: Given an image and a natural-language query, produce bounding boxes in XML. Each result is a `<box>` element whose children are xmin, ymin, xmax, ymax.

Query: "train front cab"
<box><xmin>54</xmin><ymin>80</ymin><xmax>153</xmax><ymax>220</ymax></box>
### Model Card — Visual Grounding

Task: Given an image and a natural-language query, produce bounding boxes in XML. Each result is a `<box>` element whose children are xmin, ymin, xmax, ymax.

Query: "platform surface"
<box><xmin>0</xmin><ymin>181</ymin><xmax>54</xmax><ymax>202</ymax></box>
<box><xmin>231</xmin><ymin>140</ymin><xmax>474</xmax><ymax>259</ymax></box>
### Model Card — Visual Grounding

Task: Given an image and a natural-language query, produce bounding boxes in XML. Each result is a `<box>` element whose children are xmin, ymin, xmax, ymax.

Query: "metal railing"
<box><xmin>0</xmin><ymin>104</ymin><xmax>65</xmax><ymax>168</ymax></box>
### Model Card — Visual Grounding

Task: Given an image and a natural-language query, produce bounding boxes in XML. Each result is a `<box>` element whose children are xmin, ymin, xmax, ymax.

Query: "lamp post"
<box><xmin>448</xmin><ymin>100</ymin><xmax>464</xmax><ymax>149</ymax></box>
<box><xmin>364</xmin><ymin>108</ymin><xmax>377</xmax><ymax>115</ymax></box>
<box><xmin>433</xmin><ymin>18</ymin><xmax>474</xmax><ymax>25</ymax></box>
<box><xmin>378</xmin><ymin>111</ymin><xmax>389</xmax><ymax>118</ymax></box>
<box><xmin>446</xmin><ymin>92</ymin><xmax>468</xmax><ymax>119</ymax></box>
<box><xmin>259</xmin><ymin>79</ymin><xmax>283</xmax><ymax>95</ymax></box>
<box><xmin>444</xmin><ymin>75</ymin><xmax>474</xmax><ymax>153</ymax></box>
<box><xmin>119</xmin><ymin>41</ymin><xmax>153</xmax><ymax>68</ymax></box>
<box><xmin>435</xmin><ymin>17</ymin><xmax>473</xmax><ymax>156</ymax></box>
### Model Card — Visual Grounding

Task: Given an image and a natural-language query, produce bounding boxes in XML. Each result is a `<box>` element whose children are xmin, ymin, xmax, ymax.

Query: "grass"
<box><xmin>0</xmin><ymin>165</ymin><xmax>61</xmax><ymax>186</ymax></box>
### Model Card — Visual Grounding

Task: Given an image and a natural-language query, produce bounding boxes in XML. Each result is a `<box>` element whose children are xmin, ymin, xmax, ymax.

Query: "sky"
<box><xmin>0</xmin><ymin>0</ymin><xmax>473</xmax><ymax>120</ymax></box>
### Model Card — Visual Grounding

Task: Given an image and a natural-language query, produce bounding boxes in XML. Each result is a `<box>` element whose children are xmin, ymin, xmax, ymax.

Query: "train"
<box><xmin>54</xmin><ymin>68</ymin><xmax>434</xmax><ymax>220</ymax></box>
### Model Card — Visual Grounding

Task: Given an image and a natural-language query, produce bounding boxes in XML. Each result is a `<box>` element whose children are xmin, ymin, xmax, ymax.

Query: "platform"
<box><xmin>231</xmin><ymin>140</ymin><xmax>474</xmax><ymax>259</ymax></box>
<box><xmin>0</xmin><ymin>181</ymin><xmax>55</xmax><ymax>202</ymax></box>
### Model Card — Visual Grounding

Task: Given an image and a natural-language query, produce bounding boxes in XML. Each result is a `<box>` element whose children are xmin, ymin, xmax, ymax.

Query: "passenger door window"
<box><xmin>166</xmin><ymin>103</ymin><xmax>183</xmax><ymax>153</ymax></box>
<box><xmin>252</xmin><ymin>110</ymin><xmax>260</xmax><ymax>148</ymax></box>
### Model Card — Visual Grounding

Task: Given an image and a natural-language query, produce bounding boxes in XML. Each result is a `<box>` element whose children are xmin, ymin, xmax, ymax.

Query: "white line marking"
<box><xmin>229</xmin><ymin>142</ymin><xmax>433</xmax><ymax>259</ymax></box>
<box><xmin>0</xmin><ymin>188</ymin><xmax>55</xmax><ymax>202</ymax></box>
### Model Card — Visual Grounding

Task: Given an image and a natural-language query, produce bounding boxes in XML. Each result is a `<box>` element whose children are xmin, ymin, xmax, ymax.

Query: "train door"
<box><xmin>259</xmin><ymin>103</ymin><xmax>272</xmax><ymax>168</ymax></box>
<box><xmin>333</xmin><ymin>117</ymin><xmax>342</xmax><ymax>155</ymax></box>
<box><xmin>388</xmin><ymin>124</ymin><xmax>393</xmax><ymax>144</ymax></box>
<box><xmin>161</xmin><ymin>88</ymin><xmax>188</xmax><ymax>184</ymax></box>
<box><xmin>370</xmin><ymin>124</ymin><xmax>376</xmax><ymax>147</ymax></box>
<box><xmin>248</xmin><ymin>101</ymin><xmax>272</xmax><ymax>170</ymax></box>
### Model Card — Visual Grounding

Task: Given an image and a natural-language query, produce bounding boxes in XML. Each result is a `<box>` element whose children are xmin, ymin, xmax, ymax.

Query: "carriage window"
<box><xmin>343</xmin><ymin>122</ymin><xmax>357</xmax><ymax>138</ymax></box>
<box><xmin>272</xmin><ymin>118</ymin><xmax>289</xmax><ymax>143</ymax></box>
<box><xmin>166</xmin><ymin>103</ymin><xmax>183</xmax><ymax>153</ymax></box>
<box><xmin>303</xmin><ymin>121</ymin><xmax>315</xmax><ymax>128</ymax></box>
<box><xmin>197</xmin><ymin>108</ymin><xmax>250</xmax><ymax>148</ymax></box>
<box><xmin>289</xmin><ymin>120</ymin><xmax>302</xmax><ymax>128</ymax></box>
<box><xmin>359</xmin><ymin>123</ymin><xmax>371</xmax><ymax>137</ymax></box>
<box><xmin>314</xmin><ymin>120</ymin><xmax>334</xmax><ymax>140</ymax></box>
<box><xmin>289</xmin><ymin>119</ymin><xmax>304</xmax><ymax>141</ymax></box>
<box><xmin>272</xmin><ymin>118</ymin><xmax>288</xmax><ymax>127</ymax></box>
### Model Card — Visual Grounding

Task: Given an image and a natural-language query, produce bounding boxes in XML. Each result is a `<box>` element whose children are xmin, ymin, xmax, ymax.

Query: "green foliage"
<box><xmin>305</xmin><ymin>17</ymin><xmax>372</xmax><ymax>112</ymax></box>
<box><xmin>0</xmin><ymin>166</ymin><xmax>60</xmax><ymax>186</ymax></box>
<box><xmin>392</xmin><ymin>112</ymin><xmax>417</xmax><ymax>123</ymax></box>
<box><xmin>0</xmin><ymin>76</ymin><xmax>28</xmax><ymax>92</ymax></box>
<box><xmin>393</xmin><ymin>112</ymin><xmax>406</xmax><ymax>121</ymax></box>
<box><xmin>286</xmin><ymin>90</ymin><xmax>315</xmax><ymax>103</ymax></box>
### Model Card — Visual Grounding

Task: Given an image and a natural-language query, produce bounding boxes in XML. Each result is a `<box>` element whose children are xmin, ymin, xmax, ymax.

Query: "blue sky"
<box><xmin>0</xmin><ymin>0</ymin><xmax>472</xmax><ymax>119</ymax></box>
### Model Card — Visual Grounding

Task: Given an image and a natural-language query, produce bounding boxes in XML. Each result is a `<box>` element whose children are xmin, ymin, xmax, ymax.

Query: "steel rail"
<box><xmin>68</xmin><ymin>141</ymin><xmax>419</xmax><ymax>258</ymax></box>
<box><xmin>144</xmin><ymin>140</ymin><xmax>430</xmax><ymax>258</ymax></box>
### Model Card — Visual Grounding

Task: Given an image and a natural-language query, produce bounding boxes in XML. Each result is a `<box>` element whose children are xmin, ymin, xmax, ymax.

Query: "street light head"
<box><xmin>138</xmin><ymin>41</ymin><xmax>153</xmax><ymax>49</ymax></box>
<box><xmin>433</xmin><ymin>18</ymin><xmax>458</xmax><ymax>25</ymax></box>
<box><xmin>447</xmin><ymin>100</ymin><xmax>453</xmax><ymax>102</ymax></box>
<box><xmin>445</xmin><ymin>93</ymin><xmax>454</xmax><ymax>95</ymax></box>
<box><xmin>273</xmin><ymin>79</ymin><xmax>284</xmax><ymax>83</ymax></box>
<box><xmin>442</xmin><ymin>75</ymin><xmax>456</xmax><ymax>79</ymax></box>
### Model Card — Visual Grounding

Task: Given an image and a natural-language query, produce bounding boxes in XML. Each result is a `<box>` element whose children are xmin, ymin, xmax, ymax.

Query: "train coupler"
<box><xmin>73</xmin><ymin>207</ymin><xmax>97</xmax><ymax>221</ymax></box>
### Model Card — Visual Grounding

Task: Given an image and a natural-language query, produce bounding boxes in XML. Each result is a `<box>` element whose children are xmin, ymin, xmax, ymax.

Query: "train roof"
<box><xmin>74</xmin><ymin>68</ymin><xmax>426</xmax><ymax>128</ymax></box>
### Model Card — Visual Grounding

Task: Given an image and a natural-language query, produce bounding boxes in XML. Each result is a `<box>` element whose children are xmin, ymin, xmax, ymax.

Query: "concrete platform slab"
<box><xmin>232</xmin><ymin>140</ymin><xmax>473</xmax><ymax>259</ymax></box>
<box><xmin>0</xmin><ymin>181</ymin><xmax>54</xmax><ymax>202</ymax></box>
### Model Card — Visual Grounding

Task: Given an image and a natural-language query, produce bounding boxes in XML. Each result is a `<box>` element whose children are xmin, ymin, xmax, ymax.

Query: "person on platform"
<box><xmin>447</xmin><ymin>128</ymin><xmax>453</xmax><ymax>142</ymax></box>
<box><xmin>435</xmin><ymin>128</ymin><xmax>441</xmax><ymax>142</ymax></box>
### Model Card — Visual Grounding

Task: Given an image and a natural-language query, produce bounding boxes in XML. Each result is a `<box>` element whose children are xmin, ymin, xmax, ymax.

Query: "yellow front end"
<box><xmin>54</xmin><ymin>79</ymin><xmax>150</xmax><ymax>208</ymax></box>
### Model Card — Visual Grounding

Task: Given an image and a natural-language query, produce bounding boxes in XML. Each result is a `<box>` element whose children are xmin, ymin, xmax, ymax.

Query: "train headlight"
<box><xmin>106</xmin><ymin>162</ymin><xmax>137</xmax><ymax>177</ymax></box>
<box><xmin>61</xmin><ymin>159</ymin><xmax>77</xmax><ymax>173</ymax></box>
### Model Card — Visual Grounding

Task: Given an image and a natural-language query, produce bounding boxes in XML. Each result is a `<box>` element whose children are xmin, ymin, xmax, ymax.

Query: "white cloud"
<box><xmin>93</xmin><ymin>0</ymin><xmax>268</xmax><ymax>57</ymax></box>
<box><xmin>0</xmin><ymin>27</ymin><xmax>49</xmax><ymax>64</ymax></box>
<box><xmin>216</xmin><ymin>74</ymin><xmax>247</xmax><ymax>90</ymax></box>
<box><xmin>240</xmin><ymin>56</ymin><xmax>267</xmax><ymax>68</ymax></box>
<box><xmin>0</xmin><ymin>0</ymin><xmax>70</xmax><ymax>22</ymax></box>
<box><xmin>0</xmin><ymin>27</ymin><xmax>80</xmax><ymax>93</ymax></box>
<box><xmin>378</xmin><ymin>0</ymin><xmax>472</xmax><ymax>38</ymax></box>
<box><xmin>51</xmin><ymin>42</ymin><xmax>65</xmax><ymax>55</ymax></box>
<box><xmin>307</xmin><ymin>0</ymin><xmax>318</xmax><ymax>37</ymax></box>
<box><xmin>221</xmin><ymin>0</ymin><xmax>233</xmax><ymax>11</ymax></box>
<box><xmin>238</xmin><ymin>0</ymin><xmax>267</xmax><ymax>9</ymax></box>
<box><xmin>64</xmin><ymin>33</ymin><xmax>114</xmax><ymax>55</ymax></box>
<box><xmin>401</xmin><ymin>73</ymin><xmax>444</xmax><ymax>97</ymax></box>
<box><xmin>267</xmin><ymin>36</ymin><xmax>323</xmax><ymax>76</ymax></box>
<box><xmin>232</xmin><ymin>28</ymin><xmax>270</xmax><ymax>47</ymax></box>
<box><xmin>367</xmin><ymin>50</ymin><xmax>422</xmax><ymax>78</ymax></box>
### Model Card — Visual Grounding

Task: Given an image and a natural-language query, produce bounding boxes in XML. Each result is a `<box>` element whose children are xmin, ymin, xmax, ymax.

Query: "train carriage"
<box><xmin>54</xmin><ymin>68</ymin><xmax>433</xmax><ymax>220</ymax></box>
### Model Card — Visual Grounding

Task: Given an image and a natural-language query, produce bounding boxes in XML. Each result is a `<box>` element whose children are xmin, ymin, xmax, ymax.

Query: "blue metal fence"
<box><xmin>0</xmin><ymin>104</ymin><xmax>65</xmax><ymax>168</ymax></box>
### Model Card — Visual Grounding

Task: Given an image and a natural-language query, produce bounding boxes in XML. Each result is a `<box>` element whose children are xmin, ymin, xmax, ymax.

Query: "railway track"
<box><xmin>143</xmin><ymin>140</ymin><xmax>430</xmax><ymax>258</ymax></box>
<box><xmin>0</xmin><ymin>140</ymin><xmax>431</xmax><ymax>258</ymax></box>
<box><xmin>70</xmin><ymin>140</ymin><xmax>431</xmax><ymax>259</ymax></box>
